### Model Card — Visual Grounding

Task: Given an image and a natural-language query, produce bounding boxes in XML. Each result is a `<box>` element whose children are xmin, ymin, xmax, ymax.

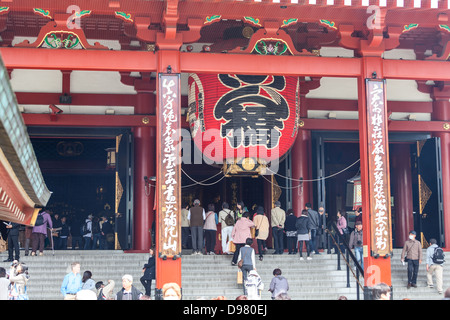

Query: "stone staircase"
<box><xmin>181</xmin><ymin>251</ymin><xmax>358</xmax><ymax>300</ymax></box>
<box><xmin>0</xmin><ymin>248</ymin><xmax>447</xmax><ymax>300</ymax></box>
<box><xmin>0</xmin><ymin>250</ymin><xmax>149</xmax><ymax>300</ymax></box>
<box><xmin>390</xmin><ymin>248</ymin><xmax>449</xmax><ymax>300</ymax></box>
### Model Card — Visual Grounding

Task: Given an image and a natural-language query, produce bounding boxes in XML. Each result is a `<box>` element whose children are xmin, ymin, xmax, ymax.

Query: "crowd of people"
<box><xmin>182</xmin><ymin>199</ymin><xmax>345</xmax><ymax>260</ymax></box>
<box><xmin>182</xmin><ymin>199</ymin><xmax>448</xmax><ymax>299</ymax></box>
<box><xmin>2</xmin><ymin>209</ymin><xmax>115</xmax><ymax>262</ymax></box>
<box><xmin>181</xmin><ymin>198</ymin><xmax>360</xmax><ymax>298</ymax></box>
<box><xmin>0</xmin><ymin>200</ymin><xmax>446</xmax><ymax>300</ymax></box>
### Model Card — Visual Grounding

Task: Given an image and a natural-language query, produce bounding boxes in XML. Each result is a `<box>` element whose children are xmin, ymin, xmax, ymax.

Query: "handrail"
<box><xmin>326</xmin><ymin>223</ymin><xmax>364</xmax><ymax>299</ymax></box>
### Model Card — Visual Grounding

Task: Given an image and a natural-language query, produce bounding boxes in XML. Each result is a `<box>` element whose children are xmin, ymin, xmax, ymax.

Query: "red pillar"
<box><xmin>291</xmin><ymin>79</ymin><xmax>319</xmax><ymax>217</ymax></box>
<box><xmin>155</xmin><ymin>46</ymin><xmax>182</xmax><ymax>298</ymax></box>
<box><xmin>133</xmin><ymin>84</ymin><xmax>156</xmax><ymax>251</ymax></box>
<box><xmin>391</xmin><ymin>144</ymin><xmax>414</xmax><ymax>247</ymax></box>
<box><xmin>291</xmin><ymin>130</ymin><xmax>311</xmax><ymax>217</ymax></box>
<box><xmin>358</xmin><ymin>57</ymin><xmax>392</xmax><ymax>293</ymax></box>
<box><xmin>432</xmin><ymin>90</ymin><xmax>450</xmax><ymax>249</ymax></box>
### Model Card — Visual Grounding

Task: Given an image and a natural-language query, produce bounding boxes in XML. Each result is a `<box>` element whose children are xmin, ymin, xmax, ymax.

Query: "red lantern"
<box><xmin>187</xmin><ymin>74</ymin><xmax>300</xmax><ymax>165</ymax></box>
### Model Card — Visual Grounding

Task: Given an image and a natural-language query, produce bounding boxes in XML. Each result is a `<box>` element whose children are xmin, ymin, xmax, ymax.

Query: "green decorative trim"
<box><xmin>439</xmin><ymin>25</ymin><xmax>450</xmax><ymax>33</ymax></box>
<box><xmin>319</xmin><ymin>19</ymin><xmax>337</xmax><ymax>30</ymax></box>
<box><xmin>44</xmin><ymin>33</ymin><xmax>80</xmax><ymax>49</ymax></box>
<box><xmin>33</xmin><ymin>8</ymin><xmax>52</xmax><ymax>19</ymax></box>
<box><xmin>402</xmin><ymin>23</ymin><xmax>419</xmax><ymax>33</ymax></box>
<box><xmin>281</xmin><ymin>18</ymin><xmax>298</xmax><ymax>28</ymax></box>
<box><xmin>115</xmin><ymin>11</ymin><xmax>133</xmax><ymax>23</ymax></box>
<box><xmin>0</xmin><ymin>7</ymin><xmax>9</xmax><ymax>14</ymax></box>
<box><xmin>75</xmin><ymin>10</ymin><xmax>92</xmax><ymax>19</ymax></box>
<box><xmin>254</xmin><ymin>40</ymin><xmax>289</xmax><ymax>55</ymax></box>
<box><xmin>204</xmin><ymin>15</ymin><xmax>222</xmax><ymax>25</ymax></box>
<box><xmin>243</xmin><ymin>16</ymin><xmax>261</xmax><ymax>27</ymax></box>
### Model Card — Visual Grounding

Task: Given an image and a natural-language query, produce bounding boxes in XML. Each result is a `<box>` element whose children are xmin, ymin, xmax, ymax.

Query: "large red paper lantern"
<box><xmin>187</xmin><ymin>74</ymin><xmax>300</xmax><ymax>166</ymax></box>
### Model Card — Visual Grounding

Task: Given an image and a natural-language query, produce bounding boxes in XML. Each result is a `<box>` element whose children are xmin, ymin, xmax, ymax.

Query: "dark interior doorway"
<box><xmin>313</xmin><ymin>131</ymin><xmax>443</xmax><ymax>249</ymax></box>
<box><xmin>25</xmin><ymin>137</ymin><xmax>116</xmax><ymax>249</ymax></box>
<box><xmin>181</xmin><ymin>165</ymin><xmax>265</xmax><ymax>213</ymax></box>
<box><xmin>31</xmin><ymin>138</ymin><xmax>116</xmax><ymax>214</ymax></box>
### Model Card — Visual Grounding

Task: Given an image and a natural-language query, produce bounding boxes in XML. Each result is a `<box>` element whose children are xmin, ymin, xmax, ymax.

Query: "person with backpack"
<box><xmin>426</xmin><ymin>238</ymin><xmax>445</xmax><ymax>294</ymax></box>
<box><xmin>95</xmin><ymin>280</ymin><xmax>115</xmax><ymax>300</ymax></box>
<box><xmin>218</xmin><ymin>202</ymin><xmax>234</xmax><ymax>255</ymax></box>
<box><xmin>82</xmin><ymin>214</ymin><xmax>93</xmax><ymax>250</ymax></box>
<box><xmin>31</xmin><ymin>209</ymin><xmax>53</xmax><ymax>256</ymax></box>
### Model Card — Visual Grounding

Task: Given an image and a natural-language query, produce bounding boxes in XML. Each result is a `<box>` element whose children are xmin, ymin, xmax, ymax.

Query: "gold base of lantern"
<box><xmin>222</xmin><ymin>157</ymin><xmax>267</xmax><ymax>176</ymax></box>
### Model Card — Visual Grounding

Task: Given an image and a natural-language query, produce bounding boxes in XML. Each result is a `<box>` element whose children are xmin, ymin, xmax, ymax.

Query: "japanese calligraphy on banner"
<box><xmin>366</xmin><ymin>79</ymin><xmax>392</xmax><ymax>257</ymax></box>
<box><xmin>157</xmin><ymin>73</ymin><xmax>181</xmax><ymax>259</ymax></box>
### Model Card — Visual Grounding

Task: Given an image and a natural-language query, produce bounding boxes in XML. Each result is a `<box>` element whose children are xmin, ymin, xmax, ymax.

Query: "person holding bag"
<box><xmin>218</xmin><ymin>202</ymin><xmax>234</xmax><ymax>255</ymax></box>
<box><xmin>204</xmin><ymin>204</ymin><xmax>218</xmax><ymax>255</ymax></box>
<box><xmin>237</xmin><ymin>238</ymin><xmax>256</xmax><ymax>295</ymax></box>
<box><xmin>253</xmin><ymin>206</ymin><xmax>269</xmax><ymax>261</ymax></box>
<box><xmin>231</xmin><ymin>212</ymin><xmax>255</xmax><ymax>266</ymax></box>
<box><xmin>336</xmin><ymin>210</ymin><xmax>348</xmax><ymax>254</ymax></box>
<box><xmin>296</xmin><ymin>210</ymin><xmax>313</xmax><ymax>260</ymax></box>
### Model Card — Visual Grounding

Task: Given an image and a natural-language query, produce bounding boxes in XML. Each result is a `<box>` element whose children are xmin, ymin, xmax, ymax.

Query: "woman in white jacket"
<box><xmin>245</xmin><ymin>270</ymin><xmax>264</xmax><ymax>300</ymax></box>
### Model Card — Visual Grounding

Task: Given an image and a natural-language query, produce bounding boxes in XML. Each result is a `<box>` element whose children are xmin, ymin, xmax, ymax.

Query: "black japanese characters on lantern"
<box><xmin>214</xmin><ymin>75</ymin><xmax>289</xmax><ymax>149</ymax></box>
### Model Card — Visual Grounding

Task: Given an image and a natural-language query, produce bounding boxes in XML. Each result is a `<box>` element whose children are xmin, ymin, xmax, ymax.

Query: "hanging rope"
<box><xmin>181</xmin><ymin>167</ymin><xmax>231</xmax><ymax>188</ymax></box>
<box><xmin>260</xmin><ymin>158</ymin><xmax>360</xmax><ymax>190</ymax></box>
<box><xmin>143</xmin><ymin>167</ymin><xmax>227</xmax><ymax>192</ymax></box>
<box><xmin>148</xmin><ymin>157</ymin><xmax>360</xmax><ymax>190</ymax></box>
<box><xmin>268</xmin><ymin>158</ymin><xmax>360</xmax><ymax>183</ymax></box>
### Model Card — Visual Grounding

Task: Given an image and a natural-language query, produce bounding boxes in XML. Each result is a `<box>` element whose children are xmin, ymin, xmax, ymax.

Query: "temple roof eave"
<box><xmin>0</xmin><ymin>55</ymin><xmax>51</xmax><ymax>223</ymax></box>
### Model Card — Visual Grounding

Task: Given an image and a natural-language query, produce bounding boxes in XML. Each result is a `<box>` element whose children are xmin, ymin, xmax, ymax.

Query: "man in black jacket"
<box><xmin>4</xmin><ymin>222</ymin><xmax>20</xmax><ymax>262</ymax></box>
<box><xmin>99</xmin><ymin>215</ymin><xmax>113</xmax><ymax>250</ymax></box>
<box><xmin>116</xmin><ymin>274</ymin><xmax>143</xmax><ymax>300</ymax></box>
<box><xmin>306</xmin><ymin>203</ymin><xmax>320</xmax><ymax>255</ymax></box>
<box><xmin>140</xmin><ymin>247</ymin><xmax>156</xmax><ymax>297</ymax></box>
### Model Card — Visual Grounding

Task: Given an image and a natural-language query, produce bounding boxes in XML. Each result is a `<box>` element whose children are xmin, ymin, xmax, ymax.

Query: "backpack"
<box><xmin>224</xmin><ymin>210</ymin><xmax>234</xmax><ymax>226</ymax></box>
<box><xmin>82</xmin><ymin>221</ymin><xmax>90</xmax><ymax>235</ymax></box>
<box><xmin>432</xmin><ymin>246</ymin><xmax>445</xmax><ymax>265</ymax></box>
<box><xmin>97</xmin><ymin>288</ymin><xmax>106</xmax><ymax>300</ymax></box>
<box><xmin>34</xmin><ymin>214</ymin><xmax>44</xmax><ymax>226</ymax></box>
<box><xmin>92</xmin><ymin>220</ymin><xmax>100</xmax><ymax>234</ymax></box>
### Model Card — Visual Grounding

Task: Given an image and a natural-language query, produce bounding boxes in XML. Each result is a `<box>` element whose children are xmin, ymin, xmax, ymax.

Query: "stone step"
<box><xmin>0</xmin><ymin>248</ymin><xmax>446</xmax><ymax>300</ymax></box>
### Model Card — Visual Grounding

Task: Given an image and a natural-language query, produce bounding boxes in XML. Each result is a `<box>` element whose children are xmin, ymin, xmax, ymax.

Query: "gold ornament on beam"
<box><xmin>222</xmin><ymin>157</ymin><xmax>267</xmax><ymax>177</ymax></box>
